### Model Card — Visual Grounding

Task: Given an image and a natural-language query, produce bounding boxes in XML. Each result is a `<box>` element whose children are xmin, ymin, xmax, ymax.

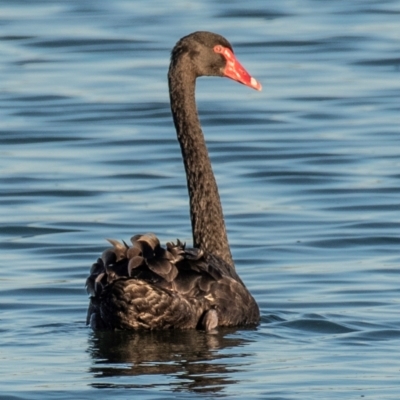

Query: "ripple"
<box><xmin>280</xmin><ymin>318</ymin><xmax>356</xmax><ymax>334</ymax></box>
<box><xmin>0</xmin><ymin>225</ymin><xmax>77</xmax><ymax>238</ymax></box>
<box><xmin>217</xmin><ymin>9</ymin><xmax>289</xmax><ymax>20</ymax></box>
<box><xmin>354</xmin><ymin>57</ymin><xmax>400</xmax><ymax>67</ymax></box>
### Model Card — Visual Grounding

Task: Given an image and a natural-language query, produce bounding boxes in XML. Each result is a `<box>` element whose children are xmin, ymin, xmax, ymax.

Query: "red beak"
<box><xmin>214</xmin><ymin>45</ymin><xmax>262</xmax><ymax>91</ymax></box>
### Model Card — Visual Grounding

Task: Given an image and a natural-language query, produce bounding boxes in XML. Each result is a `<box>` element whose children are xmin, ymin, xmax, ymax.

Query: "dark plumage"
<box><xmin>86</xmin><ymin>31</ymin><xmax>261</xmax><ymax>331</ymax></box>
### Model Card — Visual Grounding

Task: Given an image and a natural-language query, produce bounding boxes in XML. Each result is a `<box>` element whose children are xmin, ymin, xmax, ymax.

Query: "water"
<box><xmin>1</xmin><ymin>1</ymin><xmax>399</xmax><ymax>399</ymax></box>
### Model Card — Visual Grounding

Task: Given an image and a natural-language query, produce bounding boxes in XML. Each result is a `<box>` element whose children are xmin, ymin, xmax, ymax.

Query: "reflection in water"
<box><xmin>87</xmin><ymin>328</ymin><xmax>254</xmax><ymax>394</ymax></box>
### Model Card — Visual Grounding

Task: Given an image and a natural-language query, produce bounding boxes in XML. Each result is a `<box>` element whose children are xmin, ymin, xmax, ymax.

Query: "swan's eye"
<box><xmin>214</xmin><ymin>45</ymin><xmax>234</xmax><ymax>62</ymax></box>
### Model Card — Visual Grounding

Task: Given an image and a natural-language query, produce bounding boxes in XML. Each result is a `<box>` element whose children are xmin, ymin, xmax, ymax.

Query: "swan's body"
<box><xmin>86</xmin><ymin>31</ymin><xmax>260</xmax><ymax>331</ymax></box>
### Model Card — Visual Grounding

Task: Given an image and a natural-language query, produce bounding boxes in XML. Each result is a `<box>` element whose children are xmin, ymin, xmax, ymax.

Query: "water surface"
<box><xmin>1</xmin><ymin>1</ymin><xmax>399</xmax><ymax>399</ymax></box>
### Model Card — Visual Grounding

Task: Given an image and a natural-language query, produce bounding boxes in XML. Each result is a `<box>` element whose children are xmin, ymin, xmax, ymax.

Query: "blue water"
<box><xmin>1</xmin><ymin>1</ymin><xmax>400</xmax><ymax>399</ymax></box>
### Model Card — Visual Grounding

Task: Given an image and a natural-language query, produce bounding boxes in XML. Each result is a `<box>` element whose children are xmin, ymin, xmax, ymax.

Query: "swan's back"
<box><xmin>86</xmin><ymin>234</ymin><xmax>259</xmax><ymax>331</ymax></box>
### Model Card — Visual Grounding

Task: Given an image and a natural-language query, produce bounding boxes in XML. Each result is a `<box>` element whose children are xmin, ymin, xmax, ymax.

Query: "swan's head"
<box><xmin>170</xmin><ymin>31</ymin><xmax>262</xmax><ymax>91</ymax></box>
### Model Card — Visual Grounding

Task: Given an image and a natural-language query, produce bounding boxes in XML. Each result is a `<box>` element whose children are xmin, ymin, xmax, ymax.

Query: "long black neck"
<box><xmin>168</xmin><ymin>60</ymin><xmax>234</xmax><ymax>267</ymax></box>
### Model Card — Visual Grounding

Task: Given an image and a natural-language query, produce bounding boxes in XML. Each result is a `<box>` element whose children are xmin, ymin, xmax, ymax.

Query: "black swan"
<box><xmin>86</xmin><ymin>31</ymin><xmax>261</xmax><ymax>331</ymax></box>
